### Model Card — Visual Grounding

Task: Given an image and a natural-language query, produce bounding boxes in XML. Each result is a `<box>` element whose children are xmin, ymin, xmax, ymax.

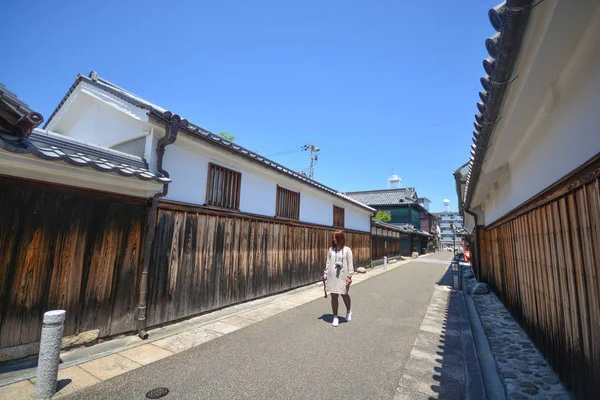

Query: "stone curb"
<box><xmin>456</xmin><ymin>290</ymin><xmax>487</xmax><ymax>400</ymax></box>
<box><xmin>463</xmin><ymin>292</ymin><xmax>506</xmax><ymax>400</ymax></box>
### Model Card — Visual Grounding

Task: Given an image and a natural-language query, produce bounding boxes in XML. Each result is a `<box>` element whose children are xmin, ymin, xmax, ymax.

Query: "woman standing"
<box><xmin>323</xmin><ymin>230</ymin><xmax>354</xmax><ymax>327</ymax></box>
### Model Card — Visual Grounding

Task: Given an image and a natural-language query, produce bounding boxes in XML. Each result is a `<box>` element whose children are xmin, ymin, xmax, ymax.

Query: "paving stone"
<box><xmin>51</xmin><ymin>366</ymin><xmax>101</xmax><ymax>398</ymax></box>
<box><xmin>119</xmin><ymin>344</ymin><xmax>173</xmax><ymax>365</ymax></box>
<box><xmin>393</xmin><ymin>385</ymin><xmax>433</xmax><ymax>400</ymax></box>
<box><xmin>508</xmin><ymin>393</ymin><xmax>528</xmax><ymax>400</ymax></box>
<box><xmin>220</xmin><ymin>315</ymin><xmax>257</xmax><ymax>328</ymax></box>
<box><xmin>153</xmin><ymin>327</ymin><xmax>222</xmax><ymax>353</ymax></box>
<box><xmin>78</xmin><ymin>354</ymin><xmax>141</xmax><ymax>381</ymax></box>
<box><xmin>201</xmin><ymin>321</ymin><xmax>241</xmax><ymax>335</ymax></box>
<box><xmin>518</xmin><ymin>381</ymin><xmax>537</xmax><ymax>389</ymax></box>
<box><xmin>0</xmin><ymin>380</ymin><xmax>34</xmax><ymax>399</ymax></box>
<box><xmin>543</xmin><ymin>376</ymin><xmax>560</xmax><ymax>385</ymax></box>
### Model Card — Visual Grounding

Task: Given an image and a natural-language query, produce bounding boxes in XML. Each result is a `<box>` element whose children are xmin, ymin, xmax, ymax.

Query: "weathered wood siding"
<box><xmin>146</xmin><ymin>202</ymin><xmax>371</xmax><ymax>327</ymax></box>
<box><xmin>372</xmin><ymin>236</ymin><xmax>401</xmax><ymax>260</ymax></box>
<box><xmin>0</xmin><ymin>177</ymin><xmax>147</xmax><ymax>348</ymax></box>
<box><xmin>476</xmin><ymin>158</ymin><xmax>600</xmax><ymax>399</ymax></box>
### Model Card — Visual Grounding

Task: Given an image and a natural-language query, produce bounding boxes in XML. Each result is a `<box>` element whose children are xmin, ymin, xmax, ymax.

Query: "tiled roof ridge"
<box><xmin>462</xmin><ymin>1</ymin><xmax>533</xmax><ymax>209</ymax></box>
<box><xmin>32</xmin><ymin>129</ymin><xmax>148</xmax><ymax>166</ymax></box>
<box><xmin>345</xmin><ymin>187</ymin><xmax>414</xmax><ymax>194</ymax></box>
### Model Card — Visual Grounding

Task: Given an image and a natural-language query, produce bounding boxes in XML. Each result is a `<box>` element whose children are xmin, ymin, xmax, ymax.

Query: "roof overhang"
<box><xmin>0</xmin><ymin>150</ymin><xmax>164</xmax><ymax>197</ymax></box>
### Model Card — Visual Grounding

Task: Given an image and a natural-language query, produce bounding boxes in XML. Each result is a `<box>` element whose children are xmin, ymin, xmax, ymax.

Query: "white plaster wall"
<box><xmin>345</xmin><ymin>206</ymin><xmax>371</xmax><ymax>232</ymax></box>
<box><xmin>162</xmin><ymin>142</ymin><xmax>210</xmax><ymax>205</ymax></box>
<box><xmin>66</xmin><ymin>101</ymin><xmax>148</xmax><ymax>148</ymax></box>
<box><xmin>49</xmin><ymin>84</ymin><xmax>150</xmax><ymax>148</ymax></box>
<box><xmin>163</xmin><ymin>135</ymin><xmax>372</xmax><ymax>231</ymax></box>
<box><xmin>300</xmin><ymin>194</ymin><xmax>333</xmax><ymax>226</ymax></box>
<box><xmin>479</xmin><ymin>5</ymin><xmax>600</xmax><ymax>225</ymax></box>
<box><xmin>483</xmin><ymin>57</ymin><xmax>600</xmax><ymax>224</ymax></box>
<box><xmin>240</xmin><ymin>171</ymin><xmax>277</xmax><ymax>217</ymax></box>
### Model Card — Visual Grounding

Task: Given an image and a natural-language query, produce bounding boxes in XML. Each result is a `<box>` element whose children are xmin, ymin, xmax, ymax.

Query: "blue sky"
<box><xmin>2</xmin><ymin>0</ymin><xmax>497</xmax><ymax>212</ymax></box>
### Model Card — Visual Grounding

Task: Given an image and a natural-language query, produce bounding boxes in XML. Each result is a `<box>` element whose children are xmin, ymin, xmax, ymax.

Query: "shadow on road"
<box><xmin>317</xmin><ymin>314</ymin><xmax>348</xmax><ymax>324</ymax></box>
<box><xmin>428</xmin><ymin>267</ymin><xmax>466</xmax><ymax>399</ymax></box>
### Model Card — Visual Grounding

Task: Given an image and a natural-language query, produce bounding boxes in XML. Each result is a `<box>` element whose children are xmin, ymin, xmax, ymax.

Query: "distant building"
<box><xmin>345</xmin><ymin>188</ymin><xmax>440</xmax><ymax>255</ymax></box>
<box><xmin>435</xmin><ymin>211</ymin><xmax>463</xmax><ymax>248</ymax></box>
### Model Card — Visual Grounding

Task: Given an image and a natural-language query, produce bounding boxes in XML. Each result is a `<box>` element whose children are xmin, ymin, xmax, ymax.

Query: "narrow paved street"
<box><xmin>65</xmin><ymin>253</ymin><xmax>454</xmax><ymax>400</ymax></box>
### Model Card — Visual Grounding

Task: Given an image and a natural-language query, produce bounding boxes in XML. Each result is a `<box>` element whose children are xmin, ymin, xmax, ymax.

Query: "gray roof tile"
<box><xmin>0</xmin><ymin>128</ymin><xmax>170</xmax><ymax>184</ymax></box>
<box><xmin>345</xmin><ymin>188</ymin><xmax>418</xmax><ymax>206</ymax></box>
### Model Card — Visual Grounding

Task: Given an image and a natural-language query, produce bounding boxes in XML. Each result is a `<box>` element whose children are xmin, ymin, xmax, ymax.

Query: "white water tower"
<box><xmin>388</xmin><ymin>174</ymin><xmax>402</xmax><ymax>189</ymax></box>
<box><xmin>443</xmin><ymin>199</ymin><xmax>450</xmax><ymax>212</ymax></box>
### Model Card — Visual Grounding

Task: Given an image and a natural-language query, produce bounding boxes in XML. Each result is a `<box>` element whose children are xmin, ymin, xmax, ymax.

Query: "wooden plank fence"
<box><xmin>0</xmin><ymin>178</ymin><xmax>372</xmax><ymax>351</ymax></box>
<box><xmin>0</xmin><ymin>177</ymin><xmax>147</xmax><ymax>348</ymax></box>
<box><xmin>476</xmin><ymin>156</ymin><xmax>600</xmax><ymax>399</ymax></box>
<box><xmin>145</xmin><ymin>202</ymin><xmax>371</xmax><ymax>328</ymax></box>
<box><xmin>372</xmin><ymin>236</ymin><xmax>401</xmax><ymax>261</ymax></box>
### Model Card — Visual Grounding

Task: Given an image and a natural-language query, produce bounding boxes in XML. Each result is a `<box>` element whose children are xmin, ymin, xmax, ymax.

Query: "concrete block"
<box><xmin>0</xmin><ymin>342</ymin><xmax>39</xmax><ymax>363</ymax></box>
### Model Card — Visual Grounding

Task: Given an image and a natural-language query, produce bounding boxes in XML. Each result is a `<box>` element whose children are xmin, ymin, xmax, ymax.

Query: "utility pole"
<box><xmin>451</xmin><ymin>222</ymin><xmax>456</xmax><ymax>255</ymax></box>
<box><xmin>301</xmin><ymin>142</ymin><xmax>320</xmax><ymax>180</ymax></box>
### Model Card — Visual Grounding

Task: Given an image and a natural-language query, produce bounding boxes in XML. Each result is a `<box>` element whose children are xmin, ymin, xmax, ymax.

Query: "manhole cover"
<box><xmin>146</xmin><ymin>387</ymin><xmax>169</xmax><ymax>399</ymax></box>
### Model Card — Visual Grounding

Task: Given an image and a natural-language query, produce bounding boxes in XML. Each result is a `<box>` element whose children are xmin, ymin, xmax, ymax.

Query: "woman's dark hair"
<box><xmin>331</xmin><ymin>230</ymin><xmax>346</xmax><ymax>248</ymax></box>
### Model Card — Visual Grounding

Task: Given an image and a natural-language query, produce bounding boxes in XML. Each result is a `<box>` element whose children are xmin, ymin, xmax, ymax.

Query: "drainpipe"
<box><xmin>137</xmin><ymin>112</ymin><xmax>186</xmax><ymax>339</ymax></box>
<box><xmin>463</xmin><ymin>205</ymin><xmax>480</xmax><ymax>279</ymax></box>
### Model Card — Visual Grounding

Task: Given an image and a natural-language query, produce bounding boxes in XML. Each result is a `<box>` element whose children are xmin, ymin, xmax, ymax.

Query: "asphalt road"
<box><xmin>65</xmin><ymin>253</ymin><xmax>452</xmax><ymax>400</ymax></box>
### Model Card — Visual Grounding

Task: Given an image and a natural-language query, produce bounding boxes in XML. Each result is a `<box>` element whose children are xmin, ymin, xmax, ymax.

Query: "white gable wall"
<box><xmin>47</xmin><ymin>83</ymin><xmax>151</xmax><ymax>149</ymax></box>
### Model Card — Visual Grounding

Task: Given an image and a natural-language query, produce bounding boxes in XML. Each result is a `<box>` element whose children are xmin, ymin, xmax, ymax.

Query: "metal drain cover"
<box><xmin>146</xmin><ymin>387</ymin><xmax>169</xmax><ymax>399</ymax></box>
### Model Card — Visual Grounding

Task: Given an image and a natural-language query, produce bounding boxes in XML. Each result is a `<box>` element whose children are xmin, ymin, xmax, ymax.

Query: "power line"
<box><xmin>264</xmin><ymin>146</ymin><xmax>303</xmax><ymax>158</ymax></box>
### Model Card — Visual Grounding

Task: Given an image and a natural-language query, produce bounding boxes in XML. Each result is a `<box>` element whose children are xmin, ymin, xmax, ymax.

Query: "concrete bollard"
<box><xmin>383</xmin><ymin>256</ymin><xmax>387</xmax><ymax>270</ymax></box>
<box><xmin>35</xmin><ymin>310</ymin><xmax>66</xmax><ymax>399</ymax></box>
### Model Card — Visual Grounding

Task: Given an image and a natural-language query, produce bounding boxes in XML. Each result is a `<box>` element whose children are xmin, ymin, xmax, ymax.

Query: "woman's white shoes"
<box><xmin>346</xmin><ymin>311</ymin><xmax>352</xmax><ymax>322</ymax></box>
<box><xmin>332</xmin><ymin>317</ymin><xmax>339</xmax><ymax>327</ymax></box>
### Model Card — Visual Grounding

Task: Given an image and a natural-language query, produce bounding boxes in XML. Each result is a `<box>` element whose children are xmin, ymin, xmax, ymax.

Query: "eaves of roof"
<box><xmin>46</xmin><ymin>73</ymin><xmax>375</xmax><ymax>213</ymax></box>
<box><xmin>463</xmin><ymin>0</ymin><xmax>534</xmax><ymax>210</ymax></box>
<box><xmin>372</xmin><ymin>219</ymin><xmax>409</xmax><ymax>233</ymax></box>
<box><xmin>0</xmin><ymin>128</ymin><xmax>170</xmax><ymax>184</ymax></box>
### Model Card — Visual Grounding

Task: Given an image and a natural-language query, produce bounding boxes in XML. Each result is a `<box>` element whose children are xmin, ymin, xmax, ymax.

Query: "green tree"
<box><xmin>219</xmin><ymin>132</ymin><xmax>235</xmax><ymax>141</ymax></box>
<box><xmin>373</xmin><ymin>210</ymin><xmax>391</xmax><ymax>222</ymax></box>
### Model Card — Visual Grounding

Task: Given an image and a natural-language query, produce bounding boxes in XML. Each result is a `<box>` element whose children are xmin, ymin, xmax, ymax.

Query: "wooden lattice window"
<box><xmin>333</xmin><ymin>206</ymin><xmax>345</xmax><ymax>227</ymax></box>
<box><xmin>276</xmin><ymin>185</ymin><xmax>300</xmax><ymax>220</ymax></box>
<box><xmin>206</xmin><ymin>163</ymin><xmax>241</xmax><ymax>209</ymax></box>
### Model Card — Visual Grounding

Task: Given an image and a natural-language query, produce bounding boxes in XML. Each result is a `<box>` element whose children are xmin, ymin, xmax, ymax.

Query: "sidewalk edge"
<box><xmin>457</xmin><ymin>291</ymin><xmax>486</xmax><ymax>400</ymax></box>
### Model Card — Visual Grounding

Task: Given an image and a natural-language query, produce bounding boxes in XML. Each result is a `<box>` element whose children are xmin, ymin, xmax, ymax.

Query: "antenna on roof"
<box><xmin>301</xmin><ymin>142</ymin><xmax>320</xmax><ymax>180</ymax></box>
